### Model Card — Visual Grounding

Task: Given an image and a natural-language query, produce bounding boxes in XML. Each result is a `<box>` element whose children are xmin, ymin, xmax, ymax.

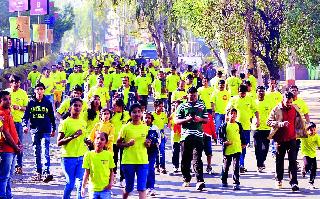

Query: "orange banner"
<box><xmin>47</xmin><ymin>29</ymin><xmax>53</xmax><ymax>43</ymax></box>
<box><xmin>38</xmin><ymin>24</ymin><xmax>47</xmax><ymax>42</ymax></box>
<box><xmin>17</xmin><ymin>16</ymin><xmax>31</xmax><ymax>42</ymax></box>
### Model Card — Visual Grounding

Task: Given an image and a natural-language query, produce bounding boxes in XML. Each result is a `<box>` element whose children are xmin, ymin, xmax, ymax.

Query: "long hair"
<box><xmin>87</xmin><ymin>95</ymin><xmax>102</xmax><ymax>121</ymax></box>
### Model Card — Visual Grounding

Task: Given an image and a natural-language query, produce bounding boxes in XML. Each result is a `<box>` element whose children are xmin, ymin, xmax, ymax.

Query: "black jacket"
<box><xmin>22</xmin><ymin>96</ymin><xmax>56</xmax><ymax>133</ymax></box>
<box><xmin>218</xmin><ymin>121</ymin><xmax>246</xmax><ymax>155</ymax></box>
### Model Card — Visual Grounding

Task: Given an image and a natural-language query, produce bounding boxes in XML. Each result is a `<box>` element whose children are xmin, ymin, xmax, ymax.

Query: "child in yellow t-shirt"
<box><xmin>81</xmin><ymin>132</ymin><xmax>115</xmax><ymax>198</ymax></box>
<box><xmin>168</xmin><ymin>100</ymin><xmax>182</xmax><ymax>173</ymax></box>
<box><xmin>300</xmin><ymin>122</ymin><xmax>320</xmax><ymax>188</ymax></box>
<box><xmin>152</xmin><ymin>100</ymin><xmax>168</xmax><ymax>174</ymax></box>
<box><xmin>87</xmin><ymin>108</ymin><xmax>115</xmax><ymax>152</ymax></box>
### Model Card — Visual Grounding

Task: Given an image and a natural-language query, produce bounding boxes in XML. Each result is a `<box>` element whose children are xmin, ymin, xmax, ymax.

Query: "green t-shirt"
<box><xmin>152</xmin><ymin>112</ymin><xmax>168</xmax><ymax>130</ymax></box>
<box><xmin>153</xmin><ymin>79</ymin><xmax>168</xmax><ymax>99</ymax></box>
<box><xmin>226</xmin><ymin>76</ymin><xmax>242</xmax><ymax>97</ymax></box>
<box><xmin>252</xmin><ymin>98</ymin><xmax>273</xmax><ymax>130</ymax></box>
<box><xmin>211</xmin><ymin>90</ymin><xmax>230</xmax><ymax>114</ymax></box>
<box><xmin>300</xmin><ymin>134</ymin><xmax>320</xmax><ymax>158</ymax></box>
<box><xmin>6</xmin><ymin>88</ymin><xmax>28</xmax><ymax>122</ymax></box>
<box><xmin>293</xmin><ymin>97</ymin><xmax>309</xmax><ymax>115</ymax></box>
<box><xmin>266</xmin><ymin>90</ymin><xmax>283</xmax><ymax>108</ymax></box>
<box><xmin>58</xmin><ymin>117</ymin><xmax>88</xmax><ymax>157</ymax></box>
<box><xmin>225</xmin><ymin>122</ymin><xmax>242</xmax><ymax>155</ymax></box>
<box><xmin>88</xmin><ymin>86</ymin><xmax>110</xmax><ymax>108</ymax></box>
<box><xmin>227</xmin><ymin>95</ymin><xmax>257</xmax><ymax>130</ymax></box>
<box><xmin>171</xmin><ymin>90</ymin><xmax>187</xmax><ymax>102</ymax></box>
<box><xmin>111</xmin><ymin>73</ymin><xmax>126</xmax><ymax>91</ymax></box>
<box><xmin>82</xmin><ymin>150</ymin><xmax>116</xmax><ymax>192</ymax></box>
<box><xmin>28</xmin><ymin>71</ymin><xmax>41</xmax><ymax>88</ymax></box>
<box><xmin>68</xmin><ymin>72</ymin><xmax>83</xmax><ymax>89</ymax></box>
<box><xmin>110</xmin><ymin>111</ymin><xmax>130</xmax><ymax>144</ymax></box>
<box><xmin>198</xmin><ymin>86</ymin><xmax>214</xmax><ymax>110</ymax></box>
<box><xmin>39</xmin><ymin>75</ymin><xmax>54</xmax><ymax>95</ymax></box>
<box><xmin>166</xmin><ymin>74</ymin><xmax>181</xmax><ymax>92</ymax></box>
<box><xmin>135</xmin><ymin>76</ymin><xmax>152</xmax><ymax>95</ymax></box>
<box><xmin>120</xmin><ymin>122</ymin><xmax>149</xmax><ymax>164</ymax></box>
<box><xmin>176</xmin><ymin>101</ymin><xmax>208</xmax><ymax>140</ymax></box>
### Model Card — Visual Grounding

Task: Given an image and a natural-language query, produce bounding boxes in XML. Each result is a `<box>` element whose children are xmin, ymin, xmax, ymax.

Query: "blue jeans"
<box><xmin>147</xmin><ymin>148</ymin><xmax>157</xmax><ymax>189</ymax></box>
<box><xmin>172</xmin><ymin>142</ymin><xmax>180</xmax><ymax>169</ymax></box>
<box><xmin>0</xmin><ymin>152</ymin><xmax>16</xmax><ymax>199</ymax></box>
<box><xmin>215</xmin><ymin>114</ymin><xmax>225</xmax><ymax>139</ymax></box>
<box><xmin>31</xmin><ymin>129</ymin><xmax>51</xmax><ymax>174</ymax></box>
<box><xmin>45</xmin><ymin>95</ymin><xmax>54</xmax><ymax>105</ymax></box>
<box><xmin>122</xmin><ymin>164</ymin><xmax>148</xmax><ymax>193</ymax></box>
<box><xmin>61</xmin><ymin>157</ymin><xmax>85</xmax><ymax>199</ymax></box>
<box><xmin>156</xmin><ymin>133</ymin><xmax>166</xmax><ymax>168</ymax></box>
<box><xmin>240</xmin><ymin>130</ymin><xmax>251</xmax><ymax>167</ymax></box>
<box><xmin>15</xmin><ymin>122</ymin><xmax>23</xmax><ymax>168</ymax></box>
<box><xmin>89</xmin><ymin>189</ymin><xmax>111</xmax><ymax>199</ymax></box>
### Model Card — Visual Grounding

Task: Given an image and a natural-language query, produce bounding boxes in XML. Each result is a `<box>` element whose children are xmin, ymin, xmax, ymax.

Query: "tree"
<box><xmin>282</xmin><ymin>0</ymin><xmax>320</xmax><ymax>69</ymax></box>
<box><xmin>51</xmin><ymin>4</ymin><xmax>75</xmax><ymax>52</ymax></box>
<box><xmin>173</xmin><ymin>0</ymin><xmax>245</xmax><ymax>67</ymax></box>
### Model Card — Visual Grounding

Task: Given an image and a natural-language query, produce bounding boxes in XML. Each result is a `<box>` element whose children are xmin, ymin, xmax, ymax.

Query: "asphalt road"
<box><xmin>11</xmin><ymin>80</ymin><xmax>320</xmax><ymax>199</ymax></box>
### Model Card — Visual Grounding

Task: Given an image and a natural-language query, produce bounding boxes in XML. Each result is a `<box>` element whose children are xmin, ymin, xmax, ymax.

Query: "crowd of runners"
<box><xmin>0</xmin><ymin>52</ymin><xmax>320</xmax><ymax>199</ymax></box>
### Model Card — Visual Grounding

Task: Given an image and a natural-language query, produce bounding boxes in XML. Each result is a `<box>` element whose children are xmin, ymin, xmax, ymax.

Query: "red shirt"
<box><xmin>202</xmin><ymin>113</ymin><xmax>216</xmax><ymax>138</ymax></box>
<box><xmin>0</xmin><ymin>106</ymin><xmax>19</xmax><ymax>153</ymax></box>
<box><xmin>278</xmin><ymin>104</ymin><xmax>296</xmax><ymax>142</ymax></box>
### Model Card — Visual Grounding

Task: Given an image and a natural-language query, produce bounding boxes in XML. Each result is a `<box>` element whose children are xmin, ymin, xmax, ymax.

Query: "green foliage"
<box><xmin>282</xmin><ymin>0</ymin><xmax>320</xmax><ymax>68</ymax></box>
<box><xmin>52</xmin><ymin>4</ymin><xmax>75</xmax><ymax>52</ymax></box>
<box><xmin>0</xmin><ymin>54</ymin><xmax>57</xmax><ymax>89</ymax></box>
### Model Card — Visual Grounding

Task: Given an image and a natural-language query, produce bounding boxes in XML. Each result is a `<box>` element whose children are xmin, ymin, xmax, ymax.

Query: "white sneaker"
<box><xmin>119</xmin><ymin>180</ymin><xmax>125</xmax><ymax>188</ymax></box>
<box><xmin>309</xmin><ymin>183</ymin><xmax>316</xmax><ymax>189</ymax></box>
<box><xmin>149</xmin><ymin>188</ymin><xmax>156</xmax><ymax>196</ymax></box>
<box><xmin>182</xmin><ymin>182</ymin><xmax>190</xmax><ymax>187</ymax></box>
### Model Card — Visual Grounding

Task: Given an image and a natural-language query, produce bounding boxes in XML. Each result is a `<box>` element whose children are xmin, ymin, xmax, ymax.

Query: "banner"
<box><xmin>33</xmin><ymin>24</ymin><xmax>47</xmax><ymax>42</ymax></box>
<box><xmin>30</xmin><ymin>0</ymin><xmax>49</xmax><ymax>15</ymax></box>
<box><xmin>17</xmin><ymin>16</ymin><xmax>31</xmax><ymax>43</ymax></box>
<box><xmin>9</xmin><ymin>0</ymin><xmax>29</xmax><ymax>12</ymax></box>
<box><xmin>47</xmin><ymin>29</ymin><xmax>53</xmax><ymax>43</ymax></box>
<box><xmin>9</xmin><ymin>17</ymin><xmax>18</xmax><ymax>38</ymax></box>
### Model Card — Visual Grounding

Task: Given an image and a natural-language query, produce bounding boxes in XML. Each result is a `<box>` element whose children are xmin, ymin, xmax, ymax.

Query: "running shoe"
<box><xmin>43</xmin><ymin>174</ymin><xmax>53</xmax><ymax>183</ymax></box>
<box><xmin>196</xmin><ymin>182</ymin><xmax>206</xmax><ymax>191</ymax></box>
<box><xmin>182</xmin><ymin>181</ymin><xmax>191</xmax><ymax>187</ymax></box>
<box><xmin>291</xmin><ymin>184</ymin><xmax>299</xmax><ymax>192</ymax></box>
<box><xmin>15</xmin><ymin>166</ymin><xmax>23</xmax><ymax>174</ymax></box>
<box><xmin>275</xmin><ymin>181</ymin><xmax>282</xmax><ymax>189</ymax></box>
<box><xmin>206</xmin><ymin>166</ymin><xmax>213</xmax><ymax>175</ymax></box>
<box><xmin>233</xmin><ymin>184</ymin><xmax>240</xmax><ymax>190</ymax></box>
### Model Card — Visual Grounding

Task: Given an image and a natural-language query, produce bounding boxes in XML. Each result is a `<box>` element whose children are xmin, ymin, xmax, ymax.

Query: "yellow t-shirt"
<box><xmin>266</xmin><ymin>90</ymin><xmax>282</xmax><ymax>108</ymax></box>
<box><xmin>110</xmin><ymin>111</ymin><xmax>130</xmax><ymax>144</ymax></box>
<box><xmin>89</xmin><ymin>121</ymin><xmax>115</xmax><ymax>152</ymax></box>
<box><xmin>68</xmin><ymin>72</ymin><xmax>84</xmax><ymax>89</ymax></box>
<box><xmin>152</xmin><ymin>79</ymin><xmax>168</xmax><ymax>99</ymax></box>
<box><xmin>58</xmin><ymin>117</ymin><xmax>88</xmax><ymax>157</ymax></box>
<box><xmin>51</xmin><ymin>71</ymin><xmax>63</xmax><ymax>91</ymax></box>
<box><xmin>211</xmin><ymin>90</ymin><xmax>230</xmax><ymax>114</ymax></box>
<box><xmin>210</xmin><ymin>76</ymin><xmax>222</xmax><ymax>92</ymax></box>
<box><xmin>120</xmin><ymin>122</ymin><xmax>149</xmax><ymax>164</ymax></box>
<box><xmin>198</xmin><ymin>86</ymin><xmax>214</xmax><ymax>110</ymax></box>
<box><xmin>88</xmin><ymin>74</ymin><xmax>98</xmax><ymax>89</ymax></box>
<box><xmin>82</xmin><ymin>150</ymin><xmax>115</xmax><ymax>192</ymax></box>
<box><xmin>182</xmin><ymin>71</ymin><xmax>193</xmax><ymax>81</ymax></box>
<box><xmin>111</xmin><ymin>73</ymin><xmax>126</xmax><ymax>91</ymax></box>
<box><xmin>152</xmin><ymin>112</ymin><xmax>168</xmax><ymax>130</ymax></box>
<box><xmin>6</xmin><ymin>88</ymin><xmax>28</xmax><ymax>122</ymax></box>
<box><xmin>135</xmin><ymin>76</ymin><xmax>152</xmax><ymax>95</ymax></box>
<box><xmin>300</xmin><ymin>134</ymin><xmax>320</xmax><ymax>158</ymax></box>
<box><xmin>82</xmin><ymin>110</ymin><xmax>100</xmax><ymax>135</ymax></box>
<box><xmin>171</xmin><ymin>90</ymin><xmax>187</xmax><ymax>102</ymax></box>
<box><xmin>225</xmin><ymin>122</ymin><xmax>242</xmax><ymax>155</ymax></box>
<box><xmin>227</xmin><ymin>95</ymin><xmax>257</xmax><ymax>130</ymax></box>
<box><xmin>166</xmin><ymin>74</ymin><xmax>180</xmax><ymax>93</ymax></box>
<box><xmin>252</xmin><ymin>98</ymin><xmax>273</xmax><ymax>130</ymax></box>
<box><xmin>57</xmin><ymin>98</ymin><xmax>88</xmax><ymax>119</ymax></box>
<box><xmin>39</xmin><ymin>75</ymin><xmax>54</xmax><ymax>95</ymax></box>
<box><xmin>248</xmin><ymin>75</ymin><xmax>257</xmax><ymax>91</ymax></box>
<box><xmin>293</xmin><ymin>97</ymin><xmax>309</xmax><ymax>115</ymax></box>
<box><xmin>87</xmin><ymin>86</ymin><xmax>110</xmax><ymax>108</ymax></box>
<box><xmin>28</xmin><ymin>71</ymin><xmax>41</xmax><ymax>88</ymax></box>
<box><xmin>226</xmin><ymin>76</ymin><xmax>242</xmax><ymax>97</ymax></box>
<box><xmin>102</xmin><ymin>73</ymin><xmax>112</xmax><ymax>89</ymax></box>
